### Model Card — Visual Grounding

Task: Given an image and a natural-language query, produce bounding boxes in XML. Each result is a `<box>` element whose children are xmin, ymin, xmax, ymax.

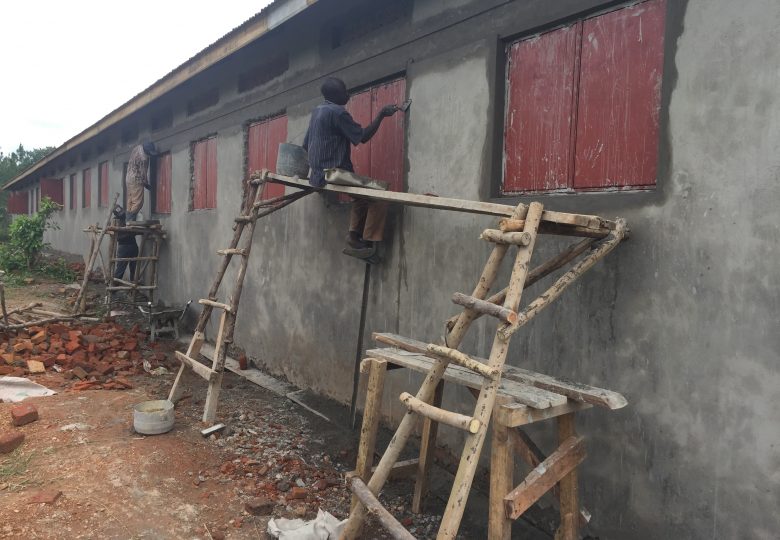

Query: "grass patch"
<box><xmin>0</xmin><ymin>449</ymin><xmax>38</xmax><ymax>491</ymax></box>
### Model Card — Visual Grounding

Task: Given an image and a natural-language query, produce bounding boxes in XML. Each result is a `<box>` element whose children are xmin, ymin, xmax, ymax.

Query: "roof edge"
<box><xmin>3</xmin><ymin>0</ymin><xmax>316</xmax><ymax>192</ymax></box>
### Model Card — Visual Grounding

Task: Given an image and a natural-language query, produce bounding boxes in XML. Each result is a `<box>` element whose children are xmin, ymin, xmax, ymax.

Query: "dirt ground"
<box><xmin>0</xmin><ymin>280</ymin><xmax>551</xmax><ymax>540</ymax></box>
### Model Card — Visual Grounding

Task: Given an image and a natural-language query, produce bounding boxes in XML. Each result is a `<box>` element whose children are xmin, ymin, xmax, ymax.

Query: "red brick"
<box><xmin>0</xmin><ymin>431</ymin><xmax>24</xmax><ymax>454</ymax></box>
<box><xmin>30</xmin><ymin>331</ymin><xmax>46</xmax><ymax>345</ymax></box>
<box><xmin>96</xmin><ymin>364</ymin><xmax>114</xmax><ymax>376</ymax></box>
<box><xmin>1</xmin><ymin>353</ymin><xmax>14</xmax><ymax>364</ymax></box>
<box><xmin>287</xmin><ymin>487</ymin><xmax>308</xmax><ymax>500</ymax></box>
<box><xmin>64</xmin><ymin>341</ymin><xmax>81</xmax><ymax>353</ymax></box>
<box><xmin>0</xmin><ymin>365</ymin><xmax>14</xmax><ymax>376</ymax></box>
<box><xmin>13</xmin><ymin>340</ymin><xmax>32</xmax><ymax>353</ymax></box>
<box><xmin>11</xmin><ymin>403</ymin><xmax>39</xmax><ymax>426</ymax></box>
<box><xmin>27</xmin><ymin>490</ymin><xmax>61</xmax><ymax>505</ymax></box>
<box><xmin>68</xmin><ymin>330</ymin><xmax>82</xmax><ymax>341</ymax></box>
<box><xmin>124</xmin><ymin>340</ymin><xmax>138</xmax><ymax>352</ymax></box>
<box><xmin>113</xmin><ymin>377</ymin><xmax>134</xmax><ymax>389</ymax></box>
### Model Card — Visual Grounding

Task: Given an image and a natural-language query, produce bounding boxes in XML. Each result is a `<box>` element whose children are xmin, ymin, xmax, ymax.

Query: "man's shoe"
<box><xmin>346</xmin><ymin>234</ymin><xmax>370</xmax><ymax>249</ymax></box>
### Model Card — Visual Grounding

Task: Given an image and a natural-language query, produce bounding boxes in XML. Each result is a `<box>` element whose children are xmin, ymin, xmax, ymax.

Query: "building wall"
<box><xmin>38</xmin><ymin>0</ymin><xmax>780</xmax><ymax>537</ymax></box>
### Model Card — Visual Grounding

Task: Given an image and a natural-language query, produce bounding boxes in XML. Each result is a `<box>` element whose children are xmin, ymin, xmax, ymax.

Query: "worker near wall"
<box><xmin>303</xmin><ymin>78</ymin><xmax>398</xmax><ymax>253</ymax></box>
<box><xmin>125</xmin><ymin>142</ymin><xmax>157</xmax><ymax>221</ymax></box>
<box><xmin>112</xmin><ymin>205</ymin><xmax>139</xmax><ymax>281</ymax></box>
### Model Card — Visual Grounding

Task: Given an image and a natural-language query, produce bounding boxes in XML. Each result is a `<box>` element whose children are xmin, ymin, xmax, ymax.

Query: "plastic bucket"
<box><xmin>133</xmin><ymin>399</ymin><xmax>175</xmax><ymax>435</ymax></box>
<box><xmin>276</xmin><ymin>143</ymin><xmax>309</xmax><ymax>178</ymax></box>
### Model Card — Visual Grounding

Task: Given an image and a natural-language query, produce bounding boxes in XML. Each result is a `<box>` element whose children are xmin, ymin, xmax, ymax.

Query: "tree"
<box><xmin>0</xmin><ymin>144</ymin><xmax>56</xmax><ymax>234</ymax></box>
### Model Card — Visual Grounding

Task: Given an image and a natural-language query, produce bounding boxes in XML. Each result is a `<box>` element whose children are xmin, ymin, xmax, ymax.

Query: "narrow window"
<box><xmin>98</xmin><ymin>161</ymin><xmax>109</xmax><ymax>207</ymax></box>
<box><xmin>82</xmin><ymin>168</ymin><xmax>91</xmax><ymax>208</ymax></box>
<box><xmin>247</xmin><ymin>115</ymin><xmax>288</xmax><ymax>200</ymax></box>
<box><xmin>69</xmin><ymin>174</ymin><xmax>77</xmax><ymax>209</ymax></box>
<box><xmin>192</xmin><ymin>137</ymin><xmax>217</xmax><ymax>210</ymax></box>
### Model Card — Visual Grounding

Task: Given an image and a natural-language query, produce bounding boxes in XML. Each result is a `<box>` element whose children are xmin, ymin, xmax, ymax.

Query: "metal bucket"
<box><xmin>276</xmin><ymin>143</ymin><xmax>309</xmax><ymax>178</ymax></box>
<box><xmin>133</xmin><ymin>399</ymin><xmax>175</xmax><ymax>435</ymax></box>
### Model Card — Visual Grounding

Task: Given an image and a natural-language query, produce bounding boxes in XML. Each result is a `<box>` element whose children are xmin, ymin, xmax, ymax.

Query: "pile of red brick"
<box><xmin>0</xmin><ymin>321</ymin><xmax>169</xmax><ymax>391</ymax></box>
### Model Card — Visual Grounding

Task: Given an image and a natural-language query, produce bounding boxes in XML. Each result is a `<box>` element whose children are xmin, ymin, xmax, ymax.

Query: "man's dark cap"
<box><xmin>142</xmin><ymin>142</ymin><xmax>157</xmax><ymax>156</ymax></box>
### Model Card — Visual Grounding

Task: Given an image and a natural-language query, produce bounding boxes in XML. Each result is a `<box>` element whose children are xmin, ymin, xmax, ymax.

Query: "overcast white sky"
<box><xmin>0</xmin><ymin>0</ymin><xmax>273</xmax><ymax>156</ymax></box>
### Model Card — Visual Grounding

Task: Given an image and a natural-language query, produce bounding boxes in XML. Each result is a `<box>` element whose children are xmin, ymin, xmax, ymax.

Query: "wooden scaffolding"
<box><xmin>169</xmin><ymin>170</ymin><xmax>629</xmax><ymax>538</ymax></box>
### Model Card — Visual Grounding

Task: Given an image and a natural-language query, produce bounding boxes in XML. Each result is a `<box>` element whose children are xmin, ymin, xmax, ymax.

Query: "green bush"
<box><xmin>0</xmin><ymin>197</ymin><xmax>61</xmax><ymax>272</ymax></box>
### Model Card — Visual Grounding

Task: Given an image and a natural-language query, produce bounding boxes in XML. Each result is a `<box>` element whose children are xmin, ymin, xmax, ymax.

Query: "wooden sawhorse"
<box><xmin>352</xmin><ymin>334</ymin><xmax>627</xmax><ymax>539</ymax></box>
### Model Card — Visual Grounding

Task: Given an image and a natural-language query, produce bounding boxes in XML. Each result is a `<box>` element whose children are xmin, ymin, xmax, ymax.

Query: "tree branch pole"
<box><xmin>72</xmin><ymin>193</ymin><xmax>120</xmax><ymax>314</ymax></box>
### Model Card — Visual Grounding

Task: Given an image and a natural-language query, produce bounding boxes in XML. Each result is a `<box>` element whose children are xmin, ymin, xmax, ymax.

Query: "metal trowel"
<box><xmin>398</xmin><ymin>99</ymin><xmax>412</xmax><ymax>112</ymax></box>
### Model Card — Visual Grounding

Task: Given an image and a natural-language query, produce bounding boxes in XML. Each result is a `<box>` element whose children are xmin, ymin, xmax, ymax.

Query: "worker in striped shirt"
<box><xmin>303</xmin><ymin>78</ymin><xmax>398</xmax><ymax>254</ymax></box>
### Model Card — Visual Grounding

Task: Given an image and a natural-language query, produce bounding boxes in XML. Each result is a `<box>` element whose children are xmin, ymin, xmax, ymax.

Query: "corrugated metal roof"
<box><xmin>4</xmin><ymin>0</ymin><xmax>316</xmax><ymax>191</ymax></box>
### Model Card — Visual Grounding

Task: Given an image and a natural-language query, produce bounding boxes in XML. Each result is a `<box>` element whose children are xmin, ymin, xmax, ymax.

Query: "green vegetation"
<box><xmin>0</xmin><ymin>197</ymin><xmax>75</xmax><ymax>284</ymax></box>
<box><xmin>0</xmin><ymin>144</ymin><xmax>56</xmax><ymax>236</ymax></box>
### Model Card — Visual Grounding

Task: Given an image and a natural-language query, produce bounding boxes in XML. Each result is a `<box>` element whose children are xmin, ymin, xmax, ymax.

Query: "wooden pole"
<box><xmin>351</xmin><ymin>358</ymin><xmax>387</xmax><ymax>513</ymax></box>
<box><xmin>349</xmin><ymin>478</ymin><xmax>416</xmax><ymax>540</ymax></box>
<box><xmin>436</xmin><ymin>202</ymin><xmax>544</xmax><ymax>539</ymax></box>
<box><xmin>480</xmin><ymin>229</ymin><xmax>531</xmax><ymax>246</ymax></box>
<box><xmin>399</xmin><ymin>392</ymin><xmax>480</xmax><ymax>433</ymax></box>
<box><xmin>451</xmin><ymin>292</ymin><xmax>517</xmax><ymax>325</ymax></box>
<box><xmin>412</xmin><ymin>379</ymin><xmax>443</xmax><ymax>514</ymax></box>
<box><xmin>73</xmin><ymin>193</ymin><xmax>119</xmax><ymax>314</ymax></box>
<box><xmin>0</xmin><ymin>284</ymin><xmax>8</xmax><ymax>325</ymax></box>
<box><xmin>445</xmin><ymin>237</ymin><xmax>596</xmax><ymax>331</ymax></box>
<box><xmin>500</xmin><ymin>219</ymin><xmax>627</xmax><ymax>340</ymax></box>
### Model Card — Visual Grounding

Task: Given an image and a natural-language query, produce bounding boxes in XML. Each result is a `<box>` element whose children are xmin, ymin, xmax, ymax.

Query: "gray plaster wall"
<box><xmin>37</xmin><ymin>0</ymin><xmax>780</xmax><ymax>537</ymax></box>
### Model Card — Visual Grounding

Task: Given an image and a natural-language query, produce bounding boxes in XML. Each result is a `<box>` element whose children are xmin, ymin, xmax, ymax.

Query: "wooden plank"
<box><xmin>509</xmin><ymin>429</ymin><xmax>592</xmax><ymax>527</ymax></box>
<box><xmin>175</xmin><ymin>350</ymin><xmax>216</xmax><ymax>382</ymax></box>
<box><xmin>350</xmin><ymin>478</ymin><xmax>415</xmax><ymax>540</ymax></box>
<box><xmin>496</xmin><ymin>400</ymin><xmax>592</xmax><ymax>428</ymax></box>
<box><xmin>367</xmin><ymin>346</ymin><xmax>565</xmax><ymax>410</ymax></box>
<box><xmin>504</xmin><ymin>435</ymin><xmax>585</xmax><ymax>520</ymax></box>
<box><xmin>372</xmin><ymin>333</ymin><xmax>569</xmax><ymax>407</ymax></box>
<box><xmin>502</xmin><ymin>365</ymin><xmax>627</xmax><ymax>410</ymax></box>
<box><xmin>267</xmin><ymin>173</ymin><xmax>611</xmax><ymax>229</ymax></box>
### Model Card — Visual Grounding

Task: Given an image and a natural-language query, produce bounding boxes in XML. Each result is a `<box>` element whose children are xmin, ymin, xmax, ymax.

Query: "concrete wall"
<box><xmin>37</xmin><ymin>0</ymin><xmax>780</xmax><ymax>537</ymax></box>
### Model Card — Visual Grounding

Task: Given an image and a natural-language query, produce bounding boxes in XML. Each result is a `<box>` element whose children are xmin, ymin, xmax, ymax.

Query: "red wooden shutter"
<box><xmin>247</xmin><ymin>120</ymin><xmax>268</xmax><ymax>182</ymax></box>
<box><xmin>504</xmin><ymin>24</ymin><xmax>579</xmax><ymax>193</ymax></box>
<box><xmin>193</xmin><ymin>140</ymin><xmax>207</xmax><ymax>209</ymax></box>
<box><xmin>193</xmin><ymin>138</ymin><xmax>217</xmax><ymax>210</ymax></box>
<box><xmin>346</xmin><ymin>89</ymin><xmax>372</xmax><ymax>177</ymax></box>
<box><xmin>573</xmin><ymin>0</ymin><xmax>666</xmax><ymax>189</ymax></box>
<box><xmin>40</xmin><ymin>178</ymin><xmax>64</xmax><ymax>206</ymax></box>
<box><xmin>7</xmin><ymin>192</ymin><xmax>28</xmax><ymax>214</ymax></box>
<box><xmin>98</xmin><ymin>162</ymin><xmax>109</xmax><ymax>207</ymax></box>
<box><xmin>264</xmin><ymin>115</ymin><xmax>288</xmax><ymax>199</ymax></box>
<box><xmin>82</xmin><ymin>168</ymin><xmax>91</xmax><ymax>208</ymax></box>
<box><xmin>155</xmin><ymin>152</ymin><xmax>172</xmax><ymax>213</ymax></box>
<box><xmin>248</xmin><ymin>116</ymin><xmax>289</xmax><ymax>201</ymax></box>
<box><xmin>70</xmin><ymin>174</ymin><xmax>77</xmax><ymax>209</ymax></box>
<box><xmin>369</xmin><ymin>78</ymin><xmax>406</xmax><ymax>192</ymax></box>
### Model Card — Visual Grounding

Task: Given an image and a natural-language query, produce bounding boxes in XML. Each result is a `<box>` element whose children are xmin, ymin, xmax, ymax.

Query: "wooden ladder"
<box><xmin>168</xmin><ymin>169</ymin><xmax>308</xmax><ymax>423</ymax></box>
<box><xmin>342</xmin><ymin>201</ymin><xmax>545</xmax><ymax>539</ymax></box>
